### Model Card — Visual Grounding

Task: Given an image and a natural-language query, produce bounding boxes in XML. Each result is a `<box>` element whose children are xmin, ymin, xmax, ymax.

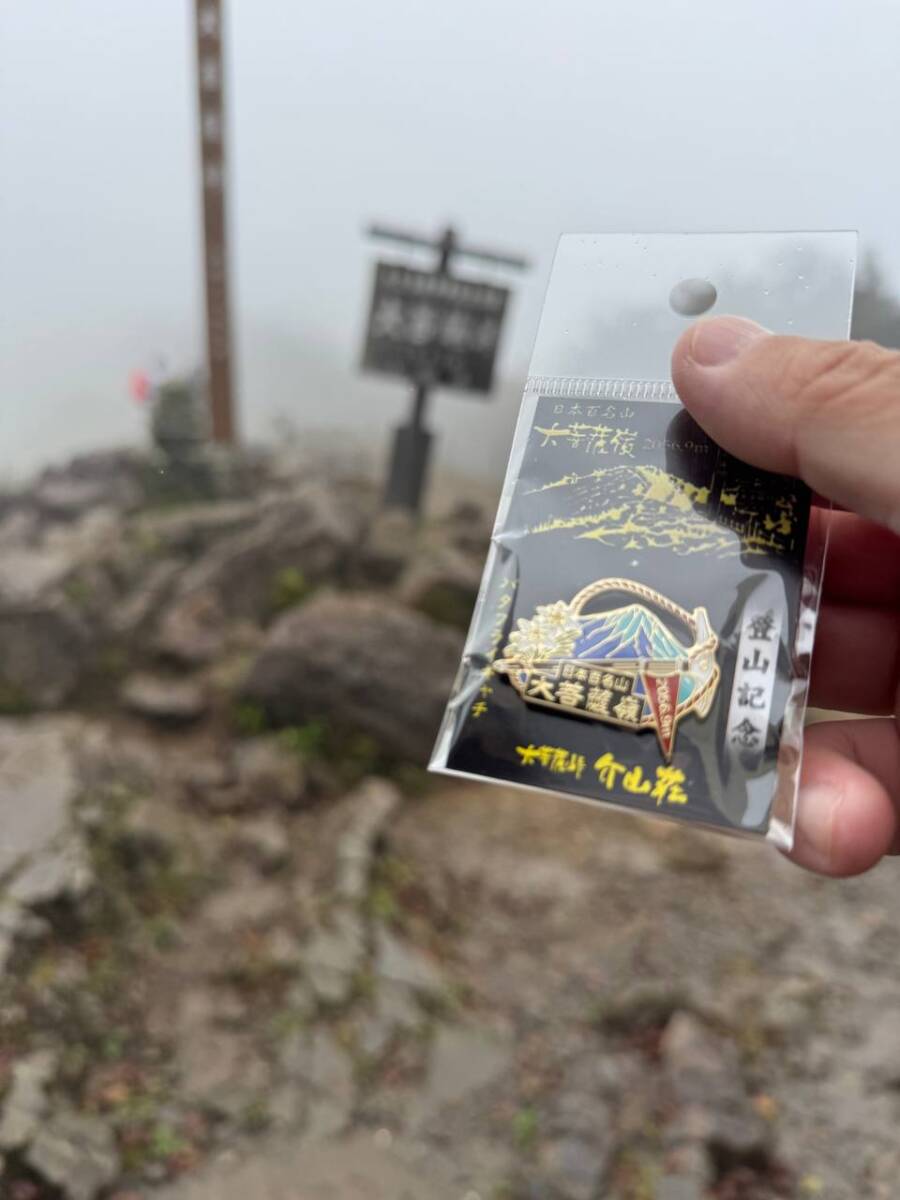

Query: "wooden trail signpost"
<box><xmin>362</xmin><ymin>224</ymin><xmax>529</xmax><ymax>513</ymax></box>
<box><xmin>194</xmin><ymin>0</ymin><xmax>235</xmax><ymax>444</ymax></box>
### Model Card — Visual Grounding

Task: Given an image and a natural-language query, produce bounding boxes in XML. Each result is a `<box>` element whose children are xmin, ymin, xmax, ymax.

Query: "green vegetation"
<box><xmin>63</xmin><ymin>574</ymin><xmax>94</xmax><ymax>609</ymax></box>
<box><xmin>609</xmin><ymin>1147</ymin><xmax>660</xmax><ymax>1200</ymax></box>
<box><xmin>0</xmin><ymin>677</ymin><xmax>31</xmax><ymax>715</ymax></box>
<box><xmin>278</xmin><ymin>720</ymin><xmax>327</xmax><ymax>757</ymax></box>
<box><xmin>511</xmin><ymin>1106</ymin><xmax>539</xmax><ymax>1151</ymax></box>
<box><xmin>271</xmin><ymin>565</ymin><xmax>312</xmax><ymax>613</ymax></box>
<box><xmin>234</xmin><ymin>700</ymin><xmax>269</xmax><ymax>736</ymax></box>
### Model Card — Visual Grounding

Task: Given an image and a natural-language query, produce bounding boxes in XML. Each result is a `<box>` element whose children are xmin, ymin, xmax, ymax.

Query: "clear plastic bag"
<box><xmin>430</xmin><ymin>232</ymin><xmax>857</xmax><ymax>848</ymax></box>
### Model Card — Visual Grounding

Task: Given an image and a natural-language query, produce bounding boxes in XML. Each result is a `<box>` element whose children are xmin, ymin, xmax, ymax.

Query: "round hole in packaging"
<box><xmin>669</xmin><ymin>278</ymin><xmax>717</xmax><ymax>317</ymax></box>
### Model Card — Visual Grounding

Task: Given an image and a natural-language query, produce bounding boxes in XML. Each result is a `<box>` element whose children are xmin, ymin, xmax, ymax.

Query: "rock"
<box><xmin>7</xmin><ymin>835</ymin><xmax>92</xmax><ymax>909</ymax></box>
<box><xmin>26</xmin><ymin>1111</ymin><xmax>120</xmax><ymax>1200</ymax></box>
<box><xmin>356</xmin><ymin>982</ymin><xmax>423</xmax><ymax>1060</ymax></box>
<box><xmin>120</xmin><ymin>673</ymin><xmax>208</xmax><ymax>726</ymax></box>
<box><xmin>241</xmin><ymin>593</ymin><xmax>464</xmax><ymax>763</ymax></box>
<box><xmin>178</xmin><ymin>753</ymin><xmax>244</xmax><ymax>813</ymax></box>
<box><xmin>357</xmin><ymin>509</ymin><xmax>417</xmax><ymax>585</ymax></box>
<box><xmin>0</xmin><ymin>902</ymin><xmax>21</xmax><ymax>976</ymax></box>
<box><xmin>540</xmin><ymin>1135</ymin><xmax>611</xmax><ymax>1200</ymax></box>
<box><xmin>111</xmin><ymin>557</ymin><xmax>182</xmax><ymax>639</ymax></box>
<box><xmin>307</xmin><ymin>1027</ymin><xmax>355</xmax><ymax>1099</ymax></box>
<box><xmin>851</xmin><ymin>1007</ymin><xmax>900</xmax><ymax>1088</ymax></box>
<box><xmin>335</xmin><ymin>778</ymin><xmax>402</xmax><ymax>902</ymax></box>
<box><xmin>180</xmin><ymin>1032</ymin><xmax>271</xmax><ymax>1118</ymax></box>
<box><xmin>418</xmin><ymin>1025</ymin><xmax>511</xmax><ymax>1124</ymax></box>
<box><xmin>175</xmin><ymin>990</ymin><xmax>271</xmax><ymax>1116</ymax></box>
<box><xmin>596</xmin><ymin>980</ymin><xmax>692</xmax><ymax>1035</ymax></box>
<box><xmin>547</xmin><ymin>1060</ymin><xmax>621</xmax><ymax>1136</ymax></box>
<box><xmin>232</xmin><ymin>816</ymin><xmax>291</xmax><ymax>873</ymax></box>
<box><xmin>758</xmin><ymin>974</ymin><xmax>826</xmax><ymax>1041</ymax></box>
<box><xmin>441</xmin><ymin>499</ymin><xmax>493</xmax><ymax>557</ymax></box>
<box><xmin>234</xmin><ymin>737</ymin><xmax>307</xmax><ymax>808</ymax></box>
<box><xmin>187</xmin><ymin>738</ymin><xmax>306</xmax><ymax>814</ymax></box>
<box><xmin>0</xmin><ymin>718</ymin><xmax>82</xmax><ymax>894</ymax></box>
<box><xmin>155</xmin><ymin>590</ymin><xmax>227</xmax><ymax>666</ymax></box>
<box><xmin>305</xmin><ymin>1030</ymin><xmax>356</xmax><ymax>1132</ymax></box>
<box><xmin>279</xmin><ymin>1028</ymin><xmax>356</xmax><ymax>1139</ymax></box>
<box><xmin>0</xmin><ymin>1049</ymin><xmax>57</xmax><ymax>1150</ymax></box>
<box><xmin>310</xmin><ymin>967</ymin><xmax>354</xmax><ymax>1011</ymax></box>
<box><xmin>284</xmin><ymin>976</ymin><xmax>317</xmax><ymax>1021</ymax></box>
<box><xmin>168</xmin><ymin>483</ymin><xmax>359</xmax><ymax>624</ymax></box>
<box><xmin>395</xmin><ymin>544</ymin><xmax>481</xmax><ymax>630</ymax></box>
<box><xmin>373</xmin><ymin>926</ymin><xmax>445</xmax><ymax>995</ymax></box>
<box><xmin>34</xmin><ymin>477</ymin><xmax>119</xmax><ymax>521</ymax></box>
<box><xmin>34</xmin><ymin>450</ymin><xmax>145</xmax><ymax>518</ymax></box>
<box><xmin>113</xmin><ymin>794</ymin><xmax>184</xmax><ymax>865</ymax></box>
<box><xmin>0</xmin><ymin>547</ymin><xmax>74</xmax><ymax>605</ymax></box>
<box><xmin>0</xmin><ymin>507</ymin><xmax>40</xmax><ymax>548</ymax></box>
<box><xmin>0</xmin><ymin>600</ymin><xmax>92</xmax><ymax>708</ymax></box>
<box><xmin>261</xmin><ymin>925</ymin><xmax>301</xmax><ymax>968</ymax></box>
<box><xmin>302</xmin><ymin>910</ymin><xmax>367</xmax><ymax>1006</ymax></box>
<box><xmin>202</xmin><ymin>874</ymin><xmax>285</xmax><ymax>932</ymax></box>
<box><xmin>135</xmin><ymin>500</ymin><xmax>259</xmax><ymax>557</ymax></box>
<box><xmin>152</xmin><ymin>1132</ymin><xmax>462</xmax><ymax>1200</ymax></box>
<box><xmin>657</xmin><ymin>1175</ymin><xmax>707</xmax><ymax>1200</ymax></box>
<box><xmin>660</xmin><ymin>1012</ymin><xmax>769</xmax><ymax>1164</ymax></box>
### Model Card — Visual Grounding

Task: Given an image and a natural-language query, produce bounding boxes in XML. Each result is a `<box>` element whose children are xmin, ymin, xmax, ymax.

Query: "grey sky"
<box><xmin>2</xmin><ymin>0</ymin><xmax>899</xmax><ymax>478</ymax></box>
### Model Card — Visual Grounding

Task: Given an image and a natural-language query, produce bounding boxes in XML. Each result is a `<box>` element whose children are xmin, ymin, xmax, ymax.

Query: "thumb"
<box><xmin>671</xmin><ymin>317</ymin><xmax>900</xmax><ymax>533</ymax></box>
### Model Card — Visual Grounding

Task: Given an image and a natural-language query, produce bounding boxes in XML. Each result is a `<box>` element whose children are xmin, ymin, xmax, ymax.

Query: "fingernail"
<box><xmin>793</xmin><ymin>783</ymin><xmax>843</xmax><ymax>873</ymax></box>
<box><xmin>688</xmin><ymin>316</ymin><xmax>769</xmax><ymax>367</ymax></box>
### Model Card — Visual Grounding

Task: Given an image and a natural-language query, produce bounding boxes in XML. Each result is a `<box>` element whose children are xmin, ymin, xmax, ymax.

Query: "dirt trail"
<box><xmin>150</xmin><ymin>779</ymin><xmax>900</xmax><ymax>1200</ymax></box>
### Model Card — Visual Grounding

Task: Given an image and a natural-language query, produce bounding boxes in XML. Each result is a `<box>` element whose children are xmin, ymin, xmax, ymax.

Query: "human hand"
<box><xmin>672</xmin><ymin>316</ymin><xmax>900</xmax><ymax>876</ymax></box>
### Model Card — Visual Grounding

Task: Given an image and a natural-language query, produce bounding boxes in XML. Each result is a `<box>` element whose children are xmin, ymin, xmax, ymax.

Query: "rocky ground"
<box><xmin>0</xmin><ymin>446</ymin><xmax>898</xmax><ymax>1200</ymax></box>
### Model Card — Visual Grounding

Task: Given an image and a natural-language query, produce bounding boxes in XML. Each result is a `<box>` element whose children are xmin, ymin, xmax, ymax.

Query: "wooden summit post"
<box><xmin>194</xmin><ymin>0</ymin><xmax>235</xmax><ymax>444</ymax></box>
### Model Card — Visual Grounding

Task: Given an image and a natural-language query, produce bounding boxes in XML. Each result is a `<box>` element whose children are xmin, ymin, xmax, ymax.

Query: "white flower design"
<box><xmin>503</xmin><ymin>601</ymin><xmax>582</xmax><ymax>666</ymax></box>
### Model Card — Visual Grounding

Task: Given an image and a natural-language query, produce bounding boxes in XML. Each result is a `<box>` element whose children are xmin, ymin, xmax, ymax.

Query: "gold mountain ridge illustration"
<box><xmin>527</xmin><ymin>465</ymin><xmax>793</xmax><ymax>558</ymax></box>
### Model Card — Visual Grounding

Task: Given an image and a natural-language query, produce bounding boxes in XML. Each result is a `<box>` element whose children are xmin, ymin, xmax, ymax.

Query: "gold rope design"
<box><xmin>570</xmin><ymin>577</ymin><xmax>695</xmax><ymax>627</ymax></box>
<box><xmin>566</xmin><ymin>577</ymin><xmax>720</xmax><ymax>720</ymax></box>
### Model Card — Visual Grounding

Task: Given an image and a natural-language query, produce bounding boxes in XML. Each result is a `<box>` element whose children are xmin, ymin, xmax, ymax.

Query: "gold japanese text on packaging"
<box><xmin>430</xmin><ymin>232</ymin><xmax>857</xmax><ymax>848</ymax></box>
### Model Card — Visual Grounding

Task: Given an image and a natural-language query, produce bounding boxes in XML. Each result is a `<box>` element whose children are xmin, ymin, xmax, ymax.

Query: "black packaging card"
<box><xmin>443</xmin><ymin>396</ymin><xmax>810</xmax><ymax>835</ymax></box>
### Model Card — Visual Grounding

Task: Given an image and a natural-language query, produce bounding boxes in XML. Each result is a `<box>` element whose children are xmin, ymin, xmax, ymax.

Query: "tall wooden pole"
<box><xmin>194</xmin><ymin>0</ymin><xmax>235</xmax><ymax>443</ymax></box>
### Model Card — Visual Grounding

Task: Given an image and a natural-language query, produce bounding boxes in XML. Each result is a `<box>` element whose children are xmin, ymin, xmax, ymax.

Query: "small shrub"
<box><xmin>271</xmin><ymin>566</ymin><xmax>311</xmax><ymax>613</ymax></box>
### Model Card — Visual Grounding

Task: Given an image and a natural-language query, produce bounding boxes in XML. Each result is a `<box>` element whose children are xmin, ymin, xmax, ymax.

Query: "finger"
<box><xmin>809</xmin><ymin>603</ymin><xmax>900</xmax><ymax>716</ymax></box>
<box><xmin>671</xmin><ymin>318</ymin><xmax>900</xmax><ymax>535</ymax></box>
<box><xmin>816</xmin><ymin>508</ymin><xmax>900</xmax><ymax>607</ymax></box>
<box><xmin>787</xmin><ymin>718</ymin><xmax>900</xmax><ymax>876</ymax></box>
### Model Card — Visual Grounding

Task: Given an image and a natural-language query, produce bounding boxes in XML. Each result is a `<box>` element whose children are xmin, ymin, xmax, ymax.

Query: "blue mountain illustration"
<box><xmin>573</xmin><ymin>604</ymin><xmax>686</xmax><ymax>662</ymax></box>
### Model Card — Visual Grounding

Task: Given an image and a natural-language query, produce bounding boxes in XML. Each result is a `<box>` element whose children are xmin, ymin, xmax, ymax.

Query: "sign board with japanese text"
<box><xmin>362</xmin><ymin>263</ymin><xmax>509</xmax><ymax>395</ymax></box>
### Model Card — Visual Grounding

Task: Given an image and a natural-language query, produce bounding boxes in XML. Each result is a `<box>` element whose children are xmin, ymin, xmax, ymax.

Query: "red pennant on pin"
<box><xmin>641</xmin><ymin>670</ymin><xmax>681</xmax><ymax>760</ymax></box>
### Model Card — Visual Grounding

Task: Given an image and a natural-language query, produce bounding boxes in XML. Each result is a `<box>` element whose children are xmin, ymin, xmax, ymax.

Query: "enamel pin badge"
<box><xmin>494</xmin><ymin>578</ymin><xmax>720</xmax><ymax>759</ymax></box>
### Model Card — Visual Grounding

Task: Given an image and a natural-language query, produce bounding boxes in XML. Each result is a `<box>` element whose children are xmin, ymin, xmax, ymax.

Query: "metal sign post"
<box><xmin>194</xmin><ymin>0</ymin><xmax>235</xmax><ymax>444</ymax></box>
<box><xmin>362</xmin><ymin>224</ymin><xmax>528</xmax><ymax>514</ymax></box>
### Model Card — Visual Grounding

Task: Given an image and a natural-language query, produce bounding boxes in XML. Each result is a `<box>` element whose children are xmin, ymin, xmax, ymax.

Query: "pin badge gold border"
<box><xmin>493</xmin><ymin>578</ymin><xmax>720</xmax><ymax>760</ymax></box>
